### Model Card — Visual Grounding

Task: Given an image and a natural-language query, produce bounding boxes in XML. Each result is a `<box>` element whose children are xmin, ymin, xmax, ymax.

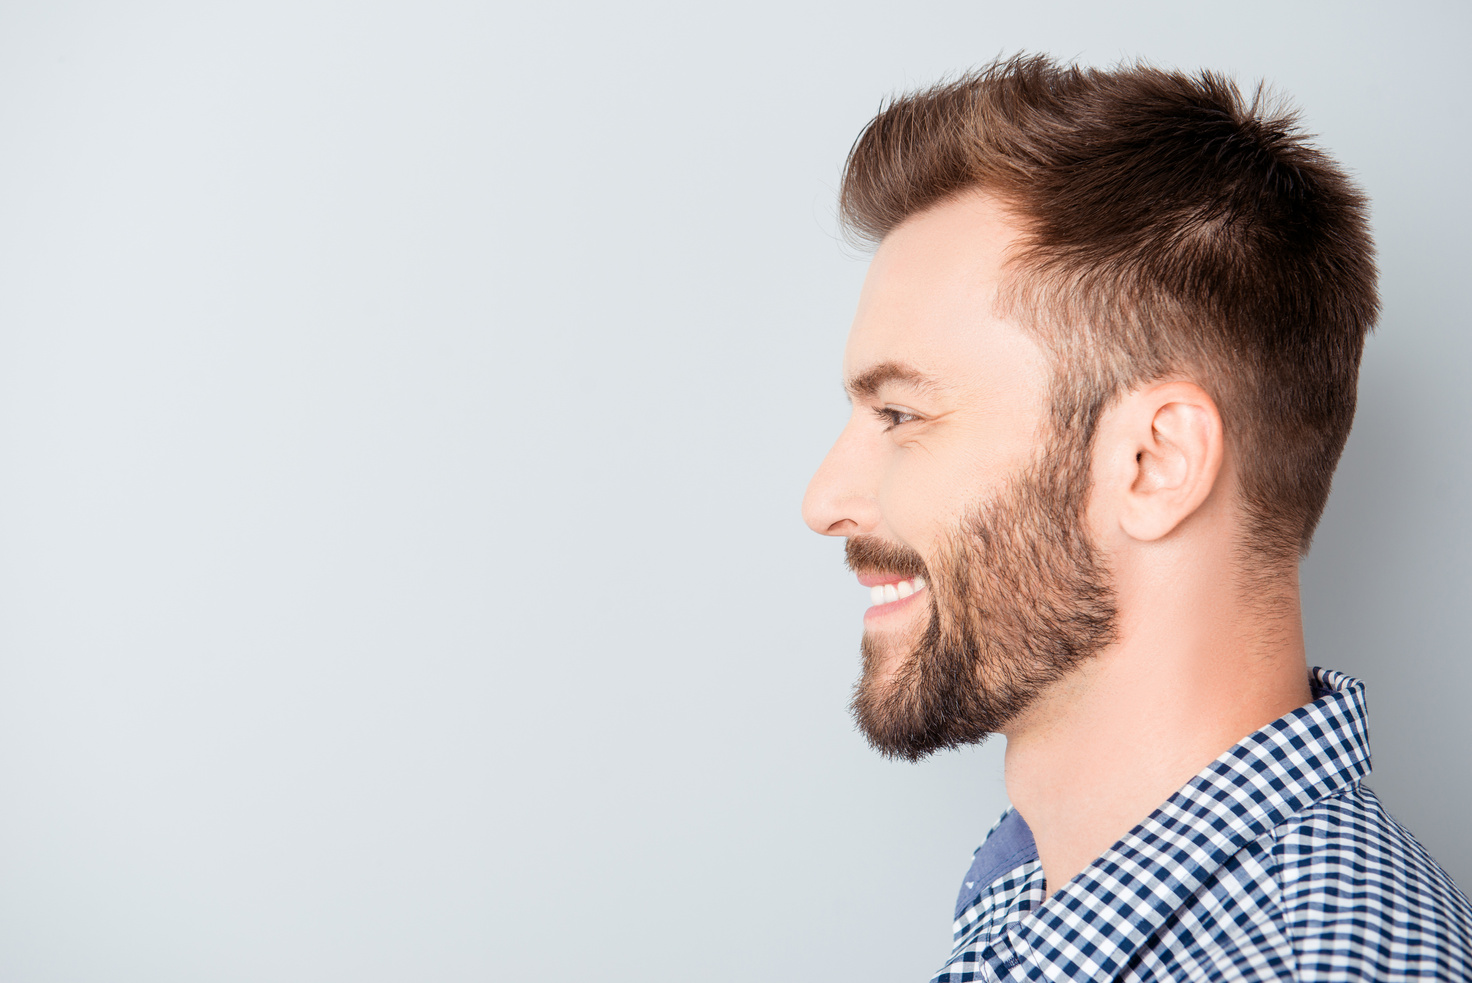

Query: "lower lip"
<box><xmin>863</xmin><ymin>586</ymin><xmax>927</xmax><ymax>623</ymax></box>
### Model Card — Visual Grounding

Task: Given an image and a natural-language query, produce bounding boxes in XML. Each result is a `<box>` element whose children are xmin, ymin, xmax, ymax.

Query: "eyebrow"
<box><xmin>844</xmin><ymin>361</ymin><xmax>943</xmax><ymax>401</ymax></box>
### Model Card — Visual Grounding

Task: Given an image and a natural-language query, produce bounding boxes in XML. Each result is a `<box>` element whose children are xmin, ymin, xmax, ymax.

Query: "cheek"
<box><xmin>876</xmin><ymin>454</ymin><xmax>987</xmax><ymax>548</ymax></box>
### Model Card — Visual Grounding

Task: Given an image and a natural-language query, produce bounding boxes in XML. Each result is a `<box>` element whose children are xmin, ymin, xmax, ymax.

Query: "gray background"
<box><xmin>0</xmin><ymin>1</ymin><xmax>1467</xmax><ymax>980</ymax></box>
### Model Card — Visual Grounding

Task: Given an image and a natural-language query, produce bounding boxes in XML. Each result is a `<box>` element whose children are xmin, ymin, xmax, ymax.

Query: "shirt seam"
<box><xmin>1267</xmin><ymin>779</ymin><xmax>1365</xmax><ymax>978</ymax></box>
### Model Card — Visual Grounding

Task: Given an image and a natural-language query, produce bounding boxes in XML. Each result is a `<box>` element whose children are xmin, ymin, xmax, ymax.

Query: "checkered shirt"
<box><xmin>936</xmin><ymin>668</ymin><xmax>1472</xmax><ymax>982</ymax></box>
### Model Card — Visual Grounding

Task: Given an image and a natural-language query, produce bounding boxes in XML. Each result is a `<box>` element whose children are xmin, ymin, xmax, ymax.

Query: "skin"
<box><xmin>802</xmin><ymin>191</ymin><xmax>1313</xmax><ymax>895</ymax></box>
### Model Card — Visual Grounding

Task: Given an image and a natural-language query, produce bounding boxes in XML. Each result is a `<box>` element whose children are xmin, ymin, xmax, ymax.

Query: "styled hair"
<box><xmin>840</xmin><ymin>55</ymin><xmax>1378</xmax><ymax>562</ymax></box>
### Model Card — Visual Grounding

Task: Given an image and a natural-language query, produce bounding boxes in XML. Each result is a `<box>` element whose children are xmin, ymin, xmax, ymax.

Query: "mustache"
<box><xmin>845</xmin><ymin>535</ymin><xmax>929</xmax><ymax>580</ymax></box>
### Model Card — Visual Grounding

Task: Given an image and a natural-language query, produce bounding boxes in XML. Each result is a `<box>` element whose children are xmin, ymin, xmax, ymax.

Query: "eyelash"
<box><xmin>874</xmin><ymin>406</ymin><xmax>920</xmax><ymax>431</ymax></box>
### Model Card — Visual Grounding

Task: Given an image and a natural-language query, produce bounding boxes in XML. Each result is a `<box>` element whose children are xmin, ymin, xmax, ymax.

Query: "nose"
<box><xmin>802</xmin><ymin>418</ymin><xmax>881</xmax><ymax>537</ymax></box>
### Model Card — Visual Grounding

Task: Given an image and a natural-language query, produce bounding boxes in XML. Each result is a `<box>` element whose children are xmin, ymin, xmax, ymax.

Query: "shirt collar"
<box><xmin>955</xmin><ymin>808</ymin><xmax>1039</xmax><ymax>920</ymax></box>
<box><xmin>1011</xmin><ymin>667</ymin><xmax>1372</xmax><ymax>981</ymax></box>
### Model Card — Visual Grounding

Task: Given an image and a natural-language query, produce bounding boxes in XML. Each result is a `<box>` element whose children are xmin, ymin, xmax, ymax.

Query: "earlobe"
<box><xmin>1117</xmin><ymin>383</ymin><xmax>1224</xmax><ymax>543</ymax></box>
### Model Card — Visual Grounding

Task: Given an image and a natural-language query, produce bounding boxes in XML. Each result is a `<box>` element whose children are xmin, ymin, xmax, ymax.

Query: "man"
<box><xmin>802</xmin><ymin>56</ymin><xmax>1471</xmax><ymax>981</ymax></box>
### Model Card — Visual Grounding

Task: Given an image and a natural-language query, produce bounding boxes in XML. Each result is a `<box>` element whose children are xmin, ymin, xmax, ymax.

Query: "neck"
<box><xmin>1002</xmin><ymin>555</ymin><xmax>1312</xmax><ymax>897</ymax></box>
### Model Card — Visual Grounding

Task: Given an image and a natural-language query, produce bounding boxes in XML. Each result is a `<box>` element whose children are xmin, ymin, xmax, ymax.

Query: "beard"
<box><xmin>846</xmin><ymin>432</ymin><xmax>1118</xmax><ymax>761</ymax></box>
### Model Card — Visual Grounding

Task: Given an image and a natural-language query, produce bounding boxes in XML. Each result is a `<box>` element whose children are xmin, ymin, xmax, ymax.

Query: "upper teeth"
<box><xmin>870</xmin><ymin>576</ymin><xmax>926</xmax><ymax>606</ymax></box>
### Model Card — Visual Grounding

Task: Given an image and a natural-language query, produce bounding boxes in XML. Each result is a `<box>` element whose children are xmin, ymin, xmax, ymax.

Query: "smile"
<box><xmin>865</xmin><ymin>575</ymin><xmax>927</xmax><ymax>607</ymax></box>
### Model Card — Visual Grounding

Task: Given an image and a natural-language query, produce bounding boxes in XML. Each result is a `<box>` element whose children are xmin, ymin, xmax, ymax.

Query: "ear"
<box><xmin>1097</xmin><ymin>381</ymin><xmax>1225</xmax><ymax>543</ymax></box>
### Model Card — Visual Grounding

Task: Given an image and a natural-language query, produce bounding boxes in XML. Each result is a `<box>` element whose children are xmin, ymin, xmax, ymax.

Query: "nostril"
<box><xmin>827</xmin><ymin>518</ymin><xmax>861</xmax><ymax>536</ymax></box>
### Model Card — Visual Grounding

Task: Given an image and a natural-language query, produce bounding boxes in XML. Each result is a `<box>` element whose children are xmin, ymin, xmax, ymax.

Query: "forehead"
<box><xmin>844</xmin><ymin>193</ymin><xmax>1048</xmax><ymax>395</ymax></box>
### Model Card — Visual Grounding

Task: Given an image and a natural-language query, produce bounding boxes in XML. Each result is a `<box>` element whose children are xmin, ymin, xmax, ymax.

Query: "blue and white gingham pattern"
<box><xmin>936</xmin><ymin>668</ymin><xmax>1472</xmax><ymax>982</ymax></box>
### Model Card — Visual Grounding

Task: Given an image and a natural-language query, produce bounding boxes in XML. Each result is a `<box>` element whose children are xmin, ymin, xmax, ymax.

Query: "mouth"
<box><xmin>857</xmin><ymin>574</ymin><xmax>928</xmax><ymax>618</ymax></box>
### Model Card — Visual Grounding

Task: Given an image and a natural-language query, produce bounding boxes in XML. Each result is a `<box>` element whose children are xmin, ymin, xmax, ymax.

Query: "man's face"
<box><xmin>802</xmin><ymin>194</ymin><xmax>1117</xmax><ymax>759</ymax></box>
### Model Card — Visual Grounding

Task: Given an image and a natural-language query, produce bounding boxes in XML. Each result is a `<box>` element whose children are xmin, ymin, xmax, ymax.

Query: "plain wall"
<box><xmin>0</xmin><ymin>1</ymin><xmax>1467</xmax><ymax>980</ymax></box>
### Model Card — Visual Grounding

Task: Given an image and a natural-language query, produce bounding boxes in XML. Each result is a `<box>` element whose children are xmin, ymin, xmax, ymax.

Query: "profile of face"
<box><xmin>803</xmin><ymin>195</ymin><xmax>1117</xmax><ymax>760</ymax></box>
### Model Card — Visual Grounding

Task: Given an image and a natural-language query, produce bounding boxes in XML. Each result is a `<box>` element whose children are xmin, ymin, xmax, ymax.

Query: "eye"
<box><xmin>874</xmin><ymin>405</ymin><xmax>921</xmax><ymax>431</ymax></box>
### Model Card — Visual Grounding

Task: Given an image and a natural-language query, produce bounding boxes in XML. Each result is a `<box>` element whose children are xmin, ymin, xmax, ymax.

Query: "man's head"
<box><xmin>803</xmin><ymin>56</ymin><xmax>1377</xmax><ymax>759</ymax></box>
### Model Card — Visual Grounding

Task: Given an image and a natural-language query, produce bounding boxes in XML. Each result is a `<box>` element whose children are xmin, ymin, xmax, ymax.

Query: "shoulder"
<box><xmin>1267</xmin><ymin>784</ymin><xmax>1472</xmax><ymax>979</ymax></box>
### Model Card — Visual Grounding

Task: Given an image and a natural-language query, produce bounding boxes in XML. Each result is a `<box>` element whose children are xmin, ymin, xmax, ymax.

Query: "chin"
<box><xmin>858</xmin><ymin>628</ymin><xmax>915</xmax><ymax>684</ymax></box>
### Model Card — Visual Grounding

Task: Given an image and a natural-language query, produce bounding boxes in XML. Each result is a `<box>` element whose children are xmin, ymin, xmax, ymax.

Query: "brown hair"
<box><xmin>840</xmin><ymin>55</ymin><xmax>1378</xmax><ymax>563</ymax></box>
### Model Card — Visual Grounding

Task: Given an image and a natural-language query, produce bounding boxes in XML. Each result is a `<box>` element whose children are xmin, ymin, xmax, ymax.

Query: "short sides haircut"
<box><xmin>840</xmin><ymin>55</ymin><xmax>1379</xmax><ymax>562</ymax></box>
